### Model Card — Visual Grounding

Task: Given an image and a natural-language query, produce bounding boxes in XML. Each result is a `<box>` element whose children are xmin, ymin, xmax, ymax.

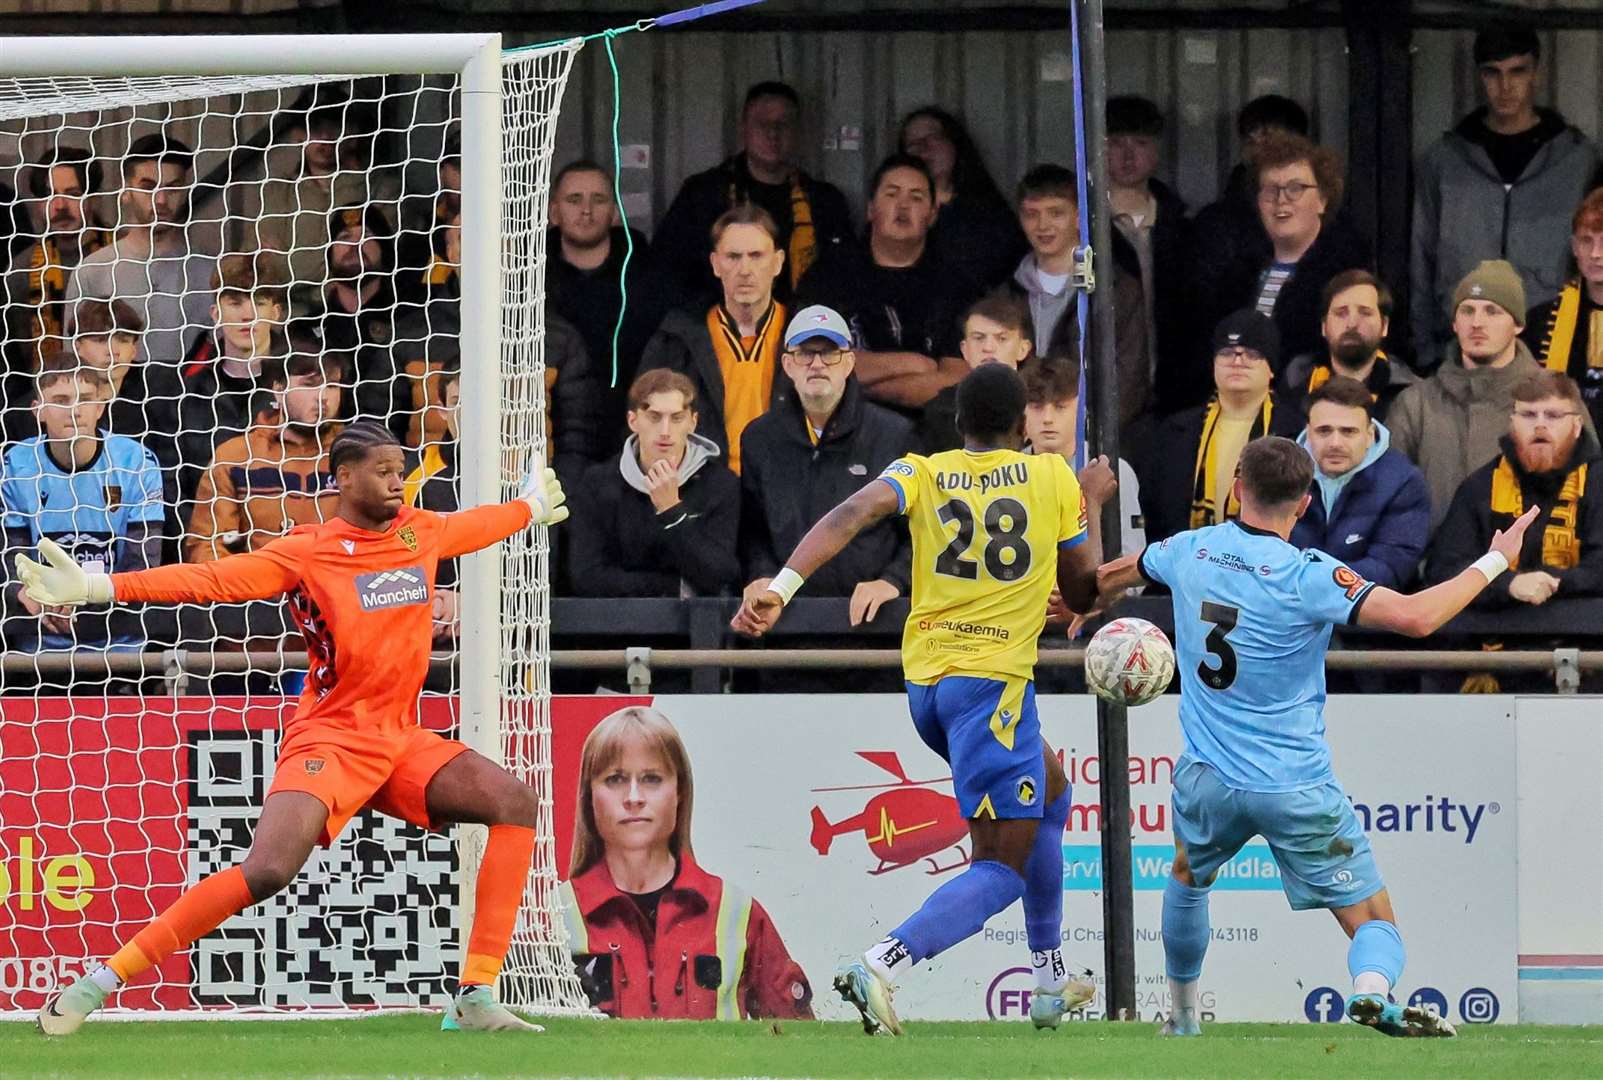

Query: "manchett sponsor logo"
<box><xmin>355</xmin><ymin>566</ymin><xmax>429</xmax><ymax>611</ymax></box>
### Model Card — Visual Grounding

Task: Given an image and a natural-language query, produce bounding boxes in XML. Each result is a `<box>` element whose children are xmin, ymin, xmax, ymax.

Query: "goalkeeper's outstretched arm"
<box><xmin>437</xmin><ymin>465</ymin><xmax>569</xmax><ymax>558</ymax></box>
<box><xmin>16</xmin><ymin>535</ymin><xmax>307</xmax><ymax>608</ymax></box>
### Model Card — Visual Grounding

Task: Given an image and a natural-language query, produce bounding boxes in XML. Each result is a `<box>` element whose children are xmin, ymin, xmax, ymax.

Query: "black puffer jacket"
<box><xmin>738</xmin><ymin>377</ymin><xmax>914</xmax><ymax>594</ymax></box>
<box><xmin>566</xmin><ymin>434</ymin><xmax>741</xmax><ymax>597</ymax></box>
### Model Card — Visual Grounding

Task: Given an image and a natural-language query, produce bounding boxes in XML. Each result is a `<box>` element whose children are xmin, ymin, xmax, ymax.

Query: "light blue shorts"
<box><xmin>1171</xmin><ymin>758</ymin><xmax>1384</xmax><ymax>911</ymax></box>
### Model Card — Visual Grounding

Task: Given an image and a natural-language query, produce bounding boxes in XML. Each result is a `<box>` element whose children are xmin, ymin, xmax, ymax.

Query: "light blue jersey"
<box><xmin>3</xmin><ymin>435</ymin><xmax>164</xmax><ymax>649</ymax></box>
<box><xmin>1138</xmin><ymin>521</ymin><xmax>1375</xmax><ymax>793</ymax></box>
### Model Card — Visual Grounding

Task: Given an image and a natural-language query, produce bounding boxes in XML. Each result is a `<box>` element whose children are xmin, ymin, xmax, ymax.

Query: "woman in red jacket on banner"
<box><xmin>561</xmin><ymin>706</ymin><xmax>813</xmax><ymax>1020</ymax></box>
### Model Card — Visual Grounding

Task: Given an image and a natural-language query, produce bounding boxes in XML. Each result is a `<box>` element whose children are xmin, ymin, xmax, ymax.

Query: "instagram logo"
<box><xmin>1458</xmin><ymin>987</ymin><xmax>1500</xmax><ymax>1024</ymax></box>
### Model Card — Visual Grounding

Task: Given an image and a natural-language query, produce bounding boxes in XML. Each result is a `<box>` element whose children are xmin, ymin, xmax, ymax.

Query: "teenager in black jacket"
<box><xmin>566</xmin><ymin>368</ymin><xmax>740</xmax><ymax>598</ymax></box>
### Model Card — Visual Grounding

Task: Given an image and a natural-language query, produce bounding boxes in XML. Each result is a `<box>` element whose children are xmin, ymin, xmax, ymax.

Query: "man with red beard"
<box><xmin>1427</xmin><ymin>370</ymin><xmax>1603</xmax><ymax>609</ymax></box>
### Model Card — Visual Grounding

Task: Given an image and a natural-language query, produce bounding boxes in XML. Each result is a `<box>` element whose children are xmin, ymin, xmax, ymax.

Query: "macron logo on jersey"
<box><xmin>355</xmin><ymin>566</ymin><xmax>429</xmax><ymax>611</ymax></box>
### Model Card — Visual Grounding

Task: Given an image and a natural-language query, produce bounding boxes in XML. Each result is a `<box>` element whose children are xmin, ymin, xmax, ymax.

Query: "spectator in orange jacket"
<box><xmin>185</xmin><ymin>348</ymin><xmax>344</xmax><ymax>561</ymax></box>
<box><xmin>560</xmin><ymin>706</ymin><xmax>814</xmax><ymax>1020</ymax></box>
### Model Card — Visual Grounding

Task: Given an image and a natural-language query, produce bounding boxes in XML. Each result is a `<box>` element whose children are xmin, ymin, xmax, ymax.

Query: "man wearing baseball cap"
<box><xmin>1138</xmin><ymin>308</ymin><xmax>1301</xmax><ymax>543</ymax></box>
<box><xmin>737</xmin><ymin>304</ymin><xmax>914</xmax><ymax>648</ymax></box>
<box><xmin>1390</xmin><ymin>258</ymin><xmax>1594</xmax><ymax>529</ymax></box>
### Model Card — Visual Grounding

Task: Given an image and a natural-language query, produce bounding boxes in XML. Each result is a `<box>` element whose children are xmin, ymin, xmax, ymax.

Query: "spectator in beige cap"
<box><xmin>1389</xmin><ymin>258</ymin><xmax>1595</xmax><ymax>529</ymax></box>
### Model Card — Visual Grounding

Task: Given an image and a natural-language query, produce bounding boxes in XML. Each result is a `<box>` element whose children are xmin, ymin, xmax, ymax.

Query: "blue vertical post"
<box><xmin>1073</xmin><ymin>0</ymin><xmax>1137</xmax><ymax>1021</ymax></box>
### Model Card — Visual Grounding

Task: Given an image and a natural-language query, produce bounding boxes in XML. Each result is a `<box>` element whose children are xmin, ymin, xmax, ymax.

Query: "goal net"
<box><xmin>0</xmin><ymin>35</ymin><xmax>589</xmax><ymax>1017</ymax></box>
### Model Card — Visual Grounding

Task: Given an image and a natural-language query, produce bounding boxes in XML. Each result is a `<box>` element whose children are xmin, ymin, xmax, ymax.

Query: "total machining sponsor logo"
<box><xmin>355</xmin><ymin>566</ymin><xmax>429</xmax><ymax>611</ymax></box>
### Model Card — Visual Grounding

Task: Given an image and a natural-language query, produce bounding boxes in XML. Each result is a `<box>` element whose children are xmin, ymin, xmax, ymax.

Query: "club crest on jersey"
<box><xmin>1332</xmin><ymin>565</ymin><xmax>1368</xmax><ymax>600</ymax></box>
<box><xmin>304</xmin><ymin>758</ymin><xmax>325</xmax><ymax>775</ymax></box>
<box><xmin>398</xmin><ymin>525</ymin><xmax>418</xmax><ymax>552</ymax></box>
<box><xmin>1016</xmin><ymin>776</ymin><xmax>1038</xmax><ymax>807</ymax></box>
<box><xmin>355</xmin><ymin>566</ymin><xmax>429</xmax><ymax>611</ymax></box>
<box><xmin>103</xmin><ymin>485</ymin><xmax>121</xmax><ymax>511</ymax></box>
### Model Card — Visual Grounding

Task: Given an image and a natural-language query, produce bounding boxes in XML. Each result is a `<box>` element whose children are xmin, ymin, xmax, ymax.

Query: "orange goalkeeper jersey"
<box><xmin>112</xmin><ymin>501</ymin><xmax>532</xmax><ymax>738</ymax></box>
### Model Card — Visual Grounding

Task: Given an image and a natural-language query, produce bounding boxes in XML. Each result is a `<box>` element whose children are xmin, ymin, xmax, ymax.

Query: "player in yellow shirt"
<box><xmin>733</xmin><ymin>363</ymin><xmax>1113</xmax><ymax>1034</ymax></box>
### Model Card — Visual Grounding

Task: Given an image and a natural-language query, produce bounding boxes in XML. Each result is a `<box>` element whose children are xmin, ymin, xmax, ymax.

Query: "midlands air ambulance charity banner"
<box><xmin>550</xmin><ymin>694</ymin><xmax>1518</xmax><ymax>1026</ymax></box>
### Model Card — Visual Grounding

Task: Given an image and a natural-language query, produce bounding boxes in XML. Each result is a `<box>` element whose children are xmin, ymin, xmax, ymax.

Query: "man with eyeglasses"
<box><xmin>738</xmin><ymin>305</ymin><xmax>913</xmax><ymax>634</ymax></box>
<box><xmin>1390</xmin><ymin>260</ymin><xmax>1585</xmax><ymax>531</ymax></box>
<box><xmin>1139</xmin><ymin>309</ymin><xmax>1300</xmax><ymax>545</ymax></box>
<box><xmin>1426</xmin><ymin>370</ymin><xmax>1603</xmax><ymax>688</ymax></box>
<box><xmin>1191</xmin><ymin>130</ymin><xmax>1368</xmax><ymax>379</ymax></box>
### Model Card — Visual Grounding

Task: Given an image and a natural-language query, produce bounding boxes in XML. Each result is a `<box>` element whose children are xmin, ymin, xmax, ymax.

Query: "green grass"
<box><xmin>4</xmin><ymin>1015</ymin><xmax>1600</xmax><ymax>1079</ymax></box>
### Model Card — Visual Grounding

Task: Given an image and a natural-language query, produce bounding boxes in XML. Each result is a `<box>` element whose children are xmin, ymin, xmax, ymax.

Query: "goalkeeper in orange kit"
<box><xmin>21</xmin><ymin>422</ymin><xmax>568</xmax><ymax>1035</ymax></box>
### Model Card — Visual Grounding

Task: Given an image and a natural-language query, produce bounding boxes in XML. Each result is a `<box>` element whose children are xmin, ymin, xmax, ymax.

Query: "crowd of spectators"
<box><xmin>2</xmin><ymin>22</ymin><xmax>1601</xmax><ymax>689</ymax></box>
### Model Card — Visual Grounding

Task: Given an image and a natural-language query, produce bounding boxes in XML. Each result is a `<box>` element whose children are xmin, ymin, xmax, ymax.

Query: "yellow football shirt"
<box><xmin>877</xmin><ymin>447</ymin><xmax>1088</xmax><ymax>683</ymax></box>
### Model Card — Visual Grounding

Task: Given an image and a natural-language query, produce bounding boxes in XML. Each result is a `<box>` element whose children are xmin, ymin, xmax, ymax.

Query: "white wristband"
<box><xmin>769</xmin><ymin>567</ymin><xmax>805</xmax><ymax>605</ymax></box>
<box><xmin>1471</xmin><ymin>551</ymin><xmax>1510</xmax><ymax>583</ymax></box>
<box><xmin>86</xmin><ymin>575</ymin><xmax>115</xmax><ymax>605</ymax></box>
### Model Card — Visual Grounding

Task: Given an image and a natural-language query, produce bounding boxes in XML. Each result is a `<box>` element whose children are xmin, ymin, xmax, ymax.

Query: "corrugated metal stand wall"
<box><xmin>532</xmin><ymin>24</ymin><xmax>1603</xmax><ymax>230</ymax></box>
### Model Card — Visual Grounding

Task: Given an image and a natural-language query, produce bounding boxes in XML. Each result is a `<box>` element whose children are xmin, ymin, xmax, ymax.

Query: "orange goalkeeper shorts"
<box><xmin>268</xmin><ymin>725</ymin><xmax>472</xmax><ymax>846</ymax></box>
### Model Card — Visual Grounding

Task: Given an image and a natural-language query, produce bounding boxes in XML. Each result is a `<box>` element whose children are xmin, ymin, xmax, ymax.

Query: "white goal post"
<box><xmin>0</xmin><ymin>34</ymin><xmax>588</xmax><ymax>1016</ymax></box>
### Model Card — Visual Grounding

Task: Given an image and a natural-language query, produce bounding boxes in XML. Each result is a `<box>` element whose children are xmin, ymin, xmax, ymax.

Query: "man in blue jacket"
<box><xmin>1291</xmin><ymin>375</ymin><xmax>1430</xmax><ymax>588</ymax></box>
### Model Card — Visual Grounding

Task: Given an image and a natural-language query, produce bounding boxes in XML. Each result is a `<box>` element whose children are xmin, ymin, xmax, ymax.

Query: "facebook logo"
<box><xmin>1407</xmin><ymin>987</ymin><xmax>1448</xmax><ymax>1019</ymax></box>
<box><xmin>1303</xmin><ymin>986</ymin><xmax>1344</xmax><ymax>1023</ymax></box>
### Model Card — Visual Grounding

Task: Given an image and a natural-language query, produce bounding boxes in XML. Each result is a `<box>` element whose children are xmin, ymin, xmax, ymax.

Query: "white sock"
<box><xmin>1168</xmin><ymin>976</ymin><xmax>1200</xmax><ymax>1020</ymax></box>
<box><xmin>88</xmin><ymin>964</ymin><xmax>122</xmax><ymax>993</ymax></box>
<box><xmin>864</xmin><ymin>937</ymin><xmax>913</xmax><ymax>985</ymax></box>
<box><xmin>1032</xmin><ymin>948</ymin><xmax>1069</xmax><ymax>993</ymax></box>
<box><xmin>1353</xmin><ymin>970</ymin><xmax>1389</xmax><ymax>997</ymax></box>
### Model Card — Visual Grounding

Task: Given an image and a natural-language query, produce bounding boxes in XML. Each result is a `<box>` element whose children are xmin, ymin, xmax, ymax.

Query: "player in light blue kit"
<box><xmin>1096</xmin><ymin>437</ymin><xmax>1536</xmax><ymax>1039</ymax></box>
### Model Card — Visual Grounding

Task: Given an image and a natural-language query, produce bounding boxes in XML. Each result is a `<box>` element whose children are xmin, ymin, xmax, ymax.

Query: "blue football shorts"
<box><xmin>906</xmin><ymin>674</ymin><xmax>1044</xmax><ymax>820</ymax></box>
<box><xmin>1171</xmin><ymin>757</ymin><xmax>1384</xmax><ymax>911</ymax></box>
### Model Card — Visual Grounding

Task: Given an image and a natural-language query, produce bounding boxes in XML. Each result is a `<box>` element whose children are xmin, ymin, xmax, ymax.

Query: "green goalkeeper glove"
<box><xmin>519</xmin><ymin>456</ymin><xmax>569</xmax><ymax>526</ymax></box>
<box><xmin>15</xmin><ymin>538</ymin><xmax>115</xmax><ymax>607</ymax></box>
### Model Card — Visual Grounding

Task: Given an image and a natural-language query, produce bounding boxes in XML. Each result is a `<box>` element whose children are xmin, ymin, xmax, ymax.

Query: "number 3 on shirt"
<box><xmin>934</xmin><ymin>498</ymin><xmax>1032</xmax><ymax>582</ymax></box>
<box><xmin>1198</xmin><ymin>601</ymin><xmax>1239</xmax><ymax>690</ymax></box>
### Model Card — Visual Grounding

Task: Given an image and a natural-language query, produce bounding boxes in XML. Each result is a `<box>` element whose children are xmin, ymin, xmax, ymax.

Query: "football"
<box><xmin>1084</xmin><ymin>617</ymin><xmax>1176</xmax><ymax>707</ymax></box>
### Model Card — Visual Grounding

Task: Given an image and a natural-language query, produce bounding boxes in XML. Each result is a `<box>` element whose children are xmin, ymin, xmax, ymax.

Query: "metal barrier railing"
<box><xmin>3</xmin><ymin>645</ymin><xmax>1598</xmax><ymax>694</ymax></box>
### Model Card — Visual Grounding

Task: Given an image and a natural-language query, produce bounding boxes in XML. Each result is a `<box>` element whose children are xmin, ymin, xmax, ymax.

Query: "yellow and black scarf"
<box><xmin>725</xmin><ymin>165</ymin><xmax>817</xmax><ymax>290</ymax></box>
<box><xmin>1490</xmin><ymin>454</ymin><xmax>1587</xmax><ymax>571</ymax></box>
<box><xmin>786</xmin><ymin>176</ymin><xmax>816</xmax><ymax>290</ymax></box>
<box><xmin>1535</xmin><ymin>281</ymin><xmax>1603</xmax><ymax>378</ymax></box>
<box><xmin>1465</xmin><ymin>455</ymin><xmax>1587</xmax><ymax>693</ymax></box>
<box><xmin>20</xmin><ymin>233</ymin><xmax>107</xmax><ymax>365</ymax></box>
<box><xmin>1190</xmin><ymin>396</ymin><xmax>1274</xmax><ymax>528</ymax></box>
<box><xmin>1306</xmin><ymin>350</ymin><xmax>1389</xmax><ymax>400</ymax></box>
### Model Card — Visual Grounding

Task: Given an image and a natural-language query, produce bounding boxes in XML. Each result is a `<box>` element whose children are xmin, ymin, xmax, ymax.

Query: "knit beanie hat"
<box><xmin>1452</xmin><ymin>259</ymin><xmax>1525</xmax><ymax>321</ymax></box>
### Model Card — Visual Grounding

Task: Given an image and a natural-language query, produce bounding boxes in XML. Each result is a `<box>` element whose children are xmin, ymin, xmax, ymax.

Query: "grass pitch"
<box><xmin>5</xmin><ymin>1015</ymin><xmax>1601</xmax><ymax>1078</ymax></box>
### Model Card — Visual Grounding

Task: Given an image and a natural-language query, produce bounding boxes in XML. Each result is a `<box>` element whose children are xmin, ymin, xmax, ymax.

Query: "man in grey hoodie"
<box><xmin>1010</xmin><ymin>164</ymin><xmax>1146</xmax><ymax>430</ymax></box>
<box><xmin>1410</xmin><ymin>24</ymin><xmax>1598</xmax><ymax>369</ymax></box>
<box><xmin>1390</xmin><ymin>259</ymin><xmax>1578</xmax><ymax>532</ymax></box>
<box><xmin>565</xmin><ymin>367</ymin><xmax>740</xmax><ymax>597</ymax></box>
